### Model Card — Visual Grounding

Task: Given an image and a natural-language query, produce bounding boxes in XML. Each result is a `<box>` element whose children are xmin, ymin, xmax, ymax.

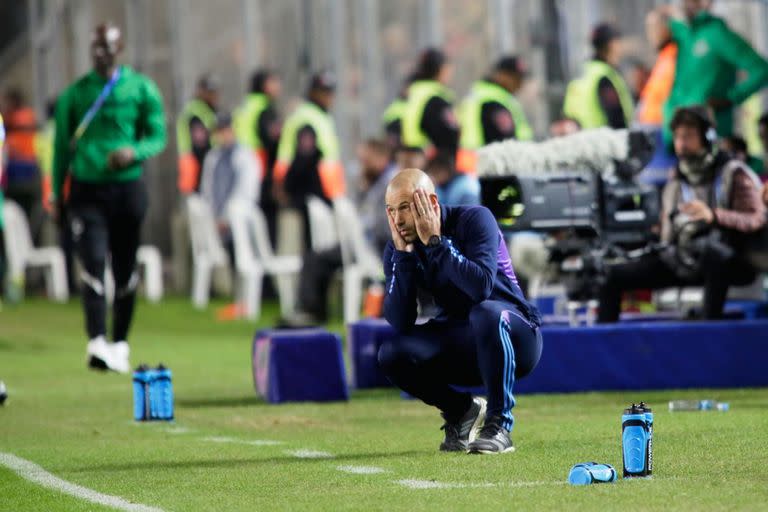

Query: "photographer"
<box><xmin>598</xmin><ymin>106</ymin><xmax>766</xmax><ymax>322</ymax></box>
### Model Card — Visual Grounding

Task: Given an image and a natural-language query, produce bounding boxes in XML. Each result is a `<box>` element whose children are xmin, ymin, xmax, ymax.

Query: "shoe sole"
<box><xmin>468</xmin><ymin>398</ymin><xmax>487</xmax><ymax>444</ymax></box>
<box><xmin>468</xmin><ymin>446</ymin><xmax>516</xmax><ymax>455</ymax></box>
<box><xmin>87</xmin><ymin>355</ymin><xmax>109</xmax><ymax>371</ymax></box>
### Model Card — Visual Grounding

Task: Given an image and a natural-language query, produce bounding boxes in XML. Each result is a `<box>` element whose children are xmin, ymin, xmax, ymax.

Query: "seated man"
<box><xmin>598</xmin><ymin>106</ymin><xmax>766</xmax><ymax>322</ymax></box>
<box><xmin>379</xmin><ymin>168</ymin><xmax>542</xmax><ymax>454</ymax></box>
<box><xmin>199</xmin><ymin>112</ymin><xmax>261</xmax><ymax>262</ymax></box>
<box><xmin>285</xmin><ymin>138</ymin><xmax>396</xmax><ymax>325</ymax></box>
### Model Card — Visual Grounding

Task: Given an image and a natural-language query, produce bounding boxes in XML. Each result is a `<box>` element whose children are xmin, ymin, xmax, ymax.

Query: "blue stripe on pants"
<box><xmin>378</xmin><ymin>300</ymin><xmax>543</xmax><ymax>430</ymax></box>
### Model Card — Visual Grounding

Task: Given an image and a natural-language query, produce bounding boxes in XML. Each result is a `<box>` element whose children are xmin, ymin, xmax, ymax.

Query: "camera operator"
<box><xmin>598</xmin><ymin>106</ymin><xmax>766</xmax><ymax>322</ymax></box>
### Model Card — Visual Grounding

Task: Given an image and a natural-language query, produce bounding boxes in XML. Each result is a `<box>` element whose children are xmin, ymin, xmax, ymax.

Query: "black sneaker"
<box><xmin>467</xmin><ymin>417</ymin><xmax>515</xmax><ymax>454</ymax></box>
<box><xmin>439</xmin><ymin>397</ymin><xmax>487</xmax><ymax>452</ymax></box>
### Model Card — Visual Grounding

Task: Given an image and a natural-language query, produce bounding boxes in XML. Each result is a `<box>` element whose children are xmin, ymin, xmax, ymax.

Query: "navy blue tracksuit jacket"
<box><xmin>379</xmin><ymin>205</ymin><xmax>543</xmax><ymax>431</ymax></box>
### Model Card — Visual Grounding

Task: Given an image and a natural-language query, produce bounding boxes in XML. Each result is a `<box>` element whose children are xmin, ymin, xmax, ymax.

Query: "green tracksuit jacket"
<box><xmin>663</xmin><ymin>11</ymin><xmax>768</xmax><ymax>144</ymax></box>
<box><xmin>52</xmin><ymin>65</ymin><xmax>167</xmax><ymax>200</ymax></box>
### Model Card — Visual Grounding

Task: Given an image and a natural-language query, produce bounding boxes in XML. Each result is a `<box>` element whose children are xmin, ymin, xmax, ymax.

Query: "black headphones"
<box><xmin>673</xmin><ymin>105</ymin><xmax>717</xmax><ymax>149</ymax></box>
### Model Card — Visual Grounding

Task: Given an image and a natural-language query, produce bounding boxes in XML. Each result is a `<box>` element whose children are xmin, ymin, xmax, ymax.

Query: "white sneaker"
<box><xmin>110</xmin><ymin>341</ymin><xmax>131</xmax><ymax>374</ymax></box>
<box><xmin>86</xmin><ymin>336</ymin><xmax>112</xmax><ymax>371</ymax></box>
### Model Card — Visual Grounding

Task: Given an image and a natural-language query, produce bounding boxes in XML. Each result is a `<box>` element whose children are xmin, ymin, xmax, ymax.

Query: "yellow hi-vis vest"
<box><xmin>274</xmin><ymin>101</ymin><xmax>345</xmax><ymax>200</ymax></box>
<box><xmin>563</xmin><ymin>60</ymin><xmax>634</xmax><ymax>129</ymax></box>
<box><xmin>459</xmin><ymin>80</ymin><xmax>533</xmax><ymax>149</ymax></box>
<box><xmin>401</xmin><ymin>80</ymin><xmax>454</xmax><ymax>149</ymax></box>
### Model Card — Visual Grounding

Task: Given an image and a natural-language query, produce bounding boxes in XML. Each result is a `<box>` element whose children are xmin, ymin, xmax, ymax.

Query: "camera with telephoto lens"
<box><xmin>478</xmin><ymin>129</ymin><xmax>659</xmax><ymax>301</ymax></box>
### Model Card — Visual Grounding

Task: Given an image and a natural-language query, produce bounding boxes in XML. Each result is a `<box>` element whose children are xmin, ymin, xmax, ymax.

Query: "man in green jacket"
<box><xmin>52</xmin><ymin>23</ymin><xmax>167</xmax><ymax>373</ymax></box>
<box><xmin>661</xmin><ymin>0</ymin><xmax>768</xmax><ymax>145</ymax></box>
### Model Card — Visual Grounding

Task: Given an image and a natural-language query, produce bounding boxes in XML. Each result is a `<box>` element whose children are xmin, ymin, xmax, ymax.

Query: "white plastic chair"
<box><xmin>332</xmin><ymin>196</ymin><xmax>383</xmax><ymax>324</ymax></box>
<box><xmin>306</xmin><ymin>195</ymin><xmax>338</xmax><ymax>251</ymax></box>
<box><xmin>2</xmin><ymin>200</ymin><xmax>68</xmax><ymax>302</ymax></box>
<box><xmin>104</xmin><ymin>245</ymin><xmax>164</xmax><ymax>304</ymax></box>
<box><xmin>137</xmin><ymin>245</ymin><xmax>163</xmax><ymax>302</ymax></box>
<box><xmin>186</xmin><ymin>194</ymin><xmax>229</xmax><ymax>309</ymax></box>
<box><xmin>227</xmin><ymin>200</ymin><xmax>303</xmax><ymax>320</ymax></box>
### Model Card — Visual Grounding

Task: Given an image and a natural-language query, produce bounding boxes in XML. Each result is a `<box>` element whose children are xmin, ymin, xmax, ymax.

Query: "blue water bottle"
<box><xmin>638</xmin><ymin>402</ymin><xmax>653</xmax><ymax>476</ymax></box>
<box><xmin>132</xmin><ymin>365</ymin><xmax>150</xmax><ymax>421</ymax></box>
<box><xmin>154</xmin><ymin>364</ymin><xmax>174</xmax><ymax>420</ymax></box>
<box><xmin>622</xmin><ymin>403</ymin><xmax>650</xmax><ymax>477</ymax></box>
<box><xmin>145</xmin><ymin>367</ymin><xmax>160</xmax><ymax>420</ymax></box>
<box><xmin>568</xmin><ymin>462</ymin><xmax>618</xmax><ymax>485</ymax></box>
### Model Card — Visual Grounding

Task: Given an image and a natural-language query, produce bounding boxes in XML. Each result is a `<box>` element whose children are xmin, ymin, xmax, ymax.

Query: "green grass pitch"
<box><xmin>1</xmin><ymin>299</ymin><xmax>767</xmax><ymax>511</ymax></box>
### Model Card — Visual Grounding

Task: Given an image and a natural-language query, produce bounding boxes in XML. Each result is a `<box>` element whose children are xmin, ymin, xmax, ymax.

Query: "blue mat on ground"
<box><xmin>252</xmin><ymin>329</ymin><xmax>349</xmax><ymax>403</ymax></box>
<box><xmin>348</xmin><ymin>319</ymin><xmax>395</xmax><ymax>389</ymax></box>
<box><xmin>517</xmin><ymin>320</ymin><xmax>768</xmax><ymax>394</ymax></box>
<box><xmin>350</xmin><ymin>318</ymin><xmax>768</xmax><ymax>395</ymax></box>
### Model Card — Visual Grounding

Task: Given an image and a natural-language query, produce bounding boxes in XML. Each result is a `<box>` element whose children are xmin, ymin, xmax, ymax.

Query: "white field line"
<box><xmin>396</xmin><ymin>478</ymin><xmax>566</xmax><ymax>490</ymax></box>
<box><xmin>0</xmin><ymin>452</ymin><xmax>165</xmax><ymax>512</ymax></box>
<box><xmin>336</xmin><ymin>465</ymin><xmax>387</xmax><ymax>474</ymax></box>
<box><xmin>285</xmin><ymin>449</ymin><xmax>334</xmax><ymax>459</ymax></box>
<box><xmin>200</xmin><ymin>436</ymin><xmax>283</xmax><ymax>446</ymax></box>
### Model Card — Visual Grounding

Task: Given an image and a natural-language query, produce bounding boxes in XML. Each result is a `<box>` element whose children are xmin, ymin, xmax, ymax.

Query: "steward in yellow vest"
<box><xmin>273</xmin><ymin>71</ymin><xmax>345</xmax><ymax>206</ymax></box>
<box><xmin>401</xmin><ymin>48</ymin><xmax>459</xmax><ymax>161</ymax></box>
<box><xmin>176</xmin><ymin>74</ymin><xmax>219</xmax><ymax>193</ymax></box>
<box><xmin>458</xmin><ymin>56</ymin><xmax>534</xmax><ymax>173</ymax></box>
<box><xmin>563</xmin><ymin>23</ymin><xmax>634</xmax><ymax>129</ymax></box>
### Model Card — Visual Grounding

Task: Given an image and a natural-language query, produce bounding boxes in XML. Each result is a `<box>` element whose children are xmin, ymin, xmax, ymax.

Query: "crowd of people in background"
<box><xmin>2</xmin><ymin>0</ymin><xmax>768</xmax><ymax>329</ymax></box>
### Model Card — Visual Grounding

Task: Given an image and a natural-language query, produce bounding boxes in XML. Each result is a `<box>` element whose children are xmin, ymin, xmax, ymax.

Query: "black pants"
<box><xmin>598</xmin><ymin>251</ymin><xmax>756</xmax><ymax>323</ymax></box>
<box><xmin>296</xmin><ymin>246</ymin><xmax>342</xmax><ymax>321</ymax></box>
<box><xmin>378</xmin><ymin>302</ymin><xmax>543</xmax><ymax>432</ymax></box>
<box><xmin>58</xmin><ymin>206</ymin><xmax>79</xmax><ymax>295</ymax></box>
<box><xmin>69</xmin><ymin>180</ymin><xmax>148</xmax><ymax>341</ymax></box>
<box><xmin>5</xmin><ymin>177</ymin><xmax>44</xmax><ymax>245</ymax></box>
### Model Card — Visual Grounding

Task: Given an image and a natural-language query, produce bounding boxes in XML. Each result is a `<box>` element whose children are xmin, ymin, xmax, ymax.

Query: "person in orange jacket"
<box><xmin>637</xmin><ymin>9</ymin><xmax>677</xmax><ymax>126</ymax></box>
<box><xmin>2</xmin><ymin>87</ymin><xmax>43</xmax><ymax>242</ymax></box>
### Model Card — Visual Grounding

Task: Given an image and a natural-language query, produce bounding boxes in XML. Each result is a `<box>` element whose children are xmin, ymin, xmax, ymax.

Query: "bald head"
<box><xmin>385</xmin><ymin>168</ymin><xmax>439</xmax><ymax>245</ymax></box>
<box><xmin>387</xmin><ymin>168</ymin><xmax>435</xmax><ymax>196</ymax></box>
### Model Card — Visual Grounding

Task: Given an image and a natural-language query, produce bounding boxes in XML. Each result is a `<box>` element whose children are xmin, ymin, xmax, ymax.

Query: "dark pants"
<box><xmin>5</xmin><ymin>177</ymin><xmax>44</xmax><ymax>245</ymax></box>
<box><xmin>378</xmin><ymin>300</ymin><xmax>543</xmax><ymax>432</ymax></box>
<box><xmin>598</xmin><ymin>251</ymin><xmax>756</xmax><ymax>323</ymax></box>
<box><xmin>296</xmin><ymin>246</ymin><xmax>342</xmax><ymax>321</ymax></box>
<box><xmin>69</xmin><ymin>180</ymin><xmax>147</xmax><ymax>341</ymax></box>
<box><xmin>58</xmin><ymin>206</ymin><xmax>79</xmax><ymax>295</ymax></box>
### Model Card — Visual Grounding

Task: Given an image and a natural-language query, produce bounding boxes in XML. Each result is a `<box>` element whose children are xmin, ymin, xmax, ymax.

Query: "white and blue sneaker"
<box><xmin>439</xmin><ymin>397</ymin><xmax>487</xmax><ymax>452</ymax></box>
<box><xmin>467</xmin><ymin>417</ymin><xmax>515</xmax><ymax>454</ymax></box>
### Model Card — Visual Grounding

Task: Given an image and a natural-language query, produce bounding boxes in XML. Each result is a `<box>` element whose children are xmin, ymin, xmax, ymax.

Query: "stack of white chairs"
<box><xmin>137</xmin><ymin>245</ymin><xmax>163</xmax><ymax>303</ymax></box>
<box><xmin>104</xmin><ymin>245</ymin><xmax>164</xmax><ymax>304</ymax></box>
<box><xmin>332</xmin><ymin>196</ymin><xmax>383</xmax><ymax>324</ymax></box>
<box><xmin>2</xmin><ymin>200</ymin><xmax>68</xmax><ymax>302</ymax></box>
<box><xmin>306</xmin><ymin>195</ymin><xmax>339</xmax><ymax>251</ymax></box>
<box><xmin>227</xmin><ymin>199</ymin><xmax>302</xmax><ymax>320</ymax></box>
<box><xmin>186</xmin><ymin>194</ymin><xmax>229</xmax><ymax>309</ymax></box>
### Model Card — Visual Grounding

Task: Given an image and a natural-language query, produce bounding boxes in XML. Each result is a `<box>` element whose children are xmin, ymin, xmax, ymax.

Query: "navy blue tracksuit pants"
<box><xmin>378</xmin><ymin>299</ymin><xmax>543</xmax><ymax>432</ymax></box>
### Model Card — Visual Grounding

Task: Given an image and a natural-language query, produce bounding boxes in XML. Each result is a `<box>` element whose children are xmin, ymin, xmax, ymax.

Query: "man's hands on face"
<box><xmin>411</xmin><ymin>188</ymin><xmax>441</xmax><ymax>245</ymax></box>
<box><xmin>387</xmin><ymin>209</ymin><xmax>412</xmax><ymax>252</ymax></box>
<box><xmin>680</xmin><ymin>199</ymin><xmax>715</xmax><ymax>224</ymax></box>
<box><xmin>107</xmin><ymin>147</ymin><xmax>136</xmax><ymax>171</ymax></box>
